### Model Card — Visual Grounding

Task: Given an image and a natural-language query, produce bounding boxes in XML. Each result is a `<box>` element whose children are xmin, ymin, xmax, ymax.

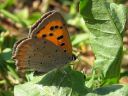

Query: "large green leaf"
<box><xmin>14</xmin><ymin>67</ymin><xmax>89</xmax><ymax>96</ymax></box>
<box><xmin>14</xmin><ymin>67</ymin><xmax>128</xmax><ymax>96</ymax></box>
<box><xmin>80</xmin><ymin>0</ymin><xmax>127</xmax><ymax>85</ymax></box>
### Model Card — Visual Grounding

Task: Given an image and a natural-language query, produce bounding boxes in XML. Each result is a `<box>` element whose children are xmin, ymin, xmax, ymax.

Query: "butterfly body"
<box><xmin>12</xmin><ymin>10</ymin><xmax>75</xmax><ymax>73</ymax></box>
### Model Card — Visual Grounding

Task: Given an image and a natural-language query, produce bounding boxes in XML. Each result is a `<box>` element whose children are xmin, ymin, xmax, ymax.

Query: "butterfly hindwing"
<box><xmin>13</xmin><ymin>38</ymin><xmax>72</xmax><ymax>73</ymax></box>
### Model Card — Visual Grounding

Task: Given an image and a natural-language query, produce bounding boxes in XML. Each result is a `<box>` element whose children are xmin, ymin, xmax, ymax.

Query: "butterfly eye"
<box><xmin>72</xmin><ymin>54</ymin><xmax>76</xmax><ymax>61</ymax></box>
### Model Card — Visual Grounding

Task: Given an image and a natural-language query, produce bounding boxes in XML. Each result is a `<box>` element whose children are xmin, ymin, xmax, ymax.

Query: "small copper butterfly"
<box><xmin>12</xmin><ymin>10</ymin><xmax>76</xmax><ymax>73</ymax></box>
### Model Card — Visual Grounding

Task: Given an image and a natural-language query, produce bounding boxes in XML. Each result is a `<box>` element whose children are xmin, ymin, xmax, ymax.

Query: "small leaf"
<box><xmin>0</xmin><ymin>9</ymin><xmax>28</xmax><ymax>27</ymax></box>
<box><xmin>2</xmin><ymin>48</ymin><xmax>12</xmax><ymax>61</ymax></box>
<box><xmin>86</xmin><ymin>85</ymin><xmax>128</xmax><ymax>96</ymax></box>
<box><xmin>71</xmin><ymin>33</ymin><xmax>89</xmax><ymax>46</ymax></box>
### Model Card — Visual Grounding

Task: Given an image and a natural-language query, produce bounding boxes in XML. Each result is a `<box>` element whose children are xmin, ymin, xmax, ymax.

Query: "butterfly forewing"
<box><xmin>29</xmin><ymin>11</ymin><xmax>72</xmax><ymax>55</ymax></box>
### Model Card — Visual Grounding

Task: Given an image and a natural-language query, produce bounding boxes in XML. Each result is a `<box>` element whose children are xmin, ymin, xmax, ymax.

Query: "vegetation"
<box><xmin>0</xmin><ymin>0</ymin><xmax>128</xmax><ymax>96</ymax></box>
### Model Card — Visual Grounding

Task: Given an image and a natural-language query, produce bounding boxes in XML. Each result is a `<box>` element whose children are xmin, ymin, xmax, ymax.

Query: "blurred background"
<box><xmin>0</xmin><ymin>0</ymin><xmax>128</xmax><ymax>95</ymax></box>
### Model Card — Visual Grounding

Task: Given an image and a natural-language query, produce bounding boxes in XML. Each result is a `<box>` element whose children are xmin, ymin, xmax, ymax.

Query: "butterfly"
<box><xmin>12</xmin><ymin>10</ymin><xmax>76</xmax><ymax>74</ymax></box>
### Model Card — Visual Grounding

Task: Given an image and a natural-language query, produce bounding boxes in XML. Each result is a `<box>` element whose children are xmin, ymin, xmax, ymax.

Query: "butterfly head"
<box><xmin>72</xmin><ymin>54</ymin><xmax>77</xmax><ymax>61</ymax></box>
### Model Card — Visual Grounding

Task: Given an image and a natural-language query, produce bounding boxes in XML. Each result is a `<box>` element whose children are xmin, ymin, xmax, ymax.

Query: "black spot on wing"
<box><xmin>48</xmin><ymin>56</ymin><xmax>51</xmax><ymax>58</ymax></box>
<box><xmin>60</xmin><ymin>26</ymin><xmax>63</xmax><ymax>29</ymax></box>
<box><xmin>60</xmin><ymin>43</ymin><xmax>65</xmax><ymax>46</ymax></box>
<box><xmin>57</xmin><ymin>35</ymin><xmax>64</xmax><ymax>40</ymax></box>
<box><xmin>55</xmin><ymin>25</ymin><xmax>59</xmax><ymax>29</ymax></box>
<box><xmin>64</xmin><ymin>50</ymin><xmax>66</xmax><ymax>52</ymax></box>
<box><xmin>55</xmin><ymin>49</ymin><xmax>58</xmax><ymax>52</ymax></box>
<box><xmin>42</xmin><ymin>34</ymin><xmax>47</xmax><ymax>38</ymax></box>
<box><xmin>49</xmin><ymin>33</ymin><xmax>53</xmax><ymax>36</ymax></box>
<box><xmin>50</xmin><ymin>26</ymin><xmax>54</xmax><ymax>31</ymax></box>
<box><xmin>28</xmin><ymin>59</ymin><xmax>30</xmax><ymax>62</ymax></box>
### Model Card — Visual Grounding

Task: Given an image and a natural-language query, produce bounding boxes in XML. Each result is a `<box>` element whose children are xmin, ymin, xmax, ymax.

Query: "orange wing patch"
<box><xmin>36</xmin><ymin>20</ymin><xmax>72</xmax><ymax>54</ymax></box>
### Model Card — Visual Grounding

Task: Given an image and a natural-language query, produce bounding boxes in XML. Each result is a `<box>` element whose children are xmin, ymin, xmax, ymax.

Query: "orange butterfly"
<box><xmin>12</xmin><ymin>10</ymin><xmax>76</xmax><ymax>73</ymax></box>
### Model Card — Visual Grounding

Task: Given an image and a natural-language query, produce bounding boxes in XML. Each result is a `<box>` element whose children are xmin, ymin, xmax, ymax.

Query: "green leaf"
<box><xmin>0</xmin><ymin>26</ymin><xmax>6</xmax><ymax>32</ymax></box>
<box><xmin>86</xmin><ymin>85</ymin><xmax>128</xmax><ymax>96</ymax></box>
<box><xmin>71</xmin><ymin>33</ymin><xmax>89</xmax><ymax>46</ymax></box>
<box><xmin>0</xmin><ymin>9</ymin><xmax>28</xmax><ymax>27</ymax></box>
<box><xmin>15</xmin><ymin>8</ymin><xmax>30</xmax><ymax>26</ymax></box>
<box><xmin>0</xmin><ymin>90</ymin><xmax>13</xmax><ymax>96</ymax></box>
<box><xmin>80</xmin><ymin>0</ymin><xmax>127</xmax><ymax>86</ymax></box>
<box><xmin>113</xmin><ymin>0</ymin><xmax>127</xmax><ymax>4</ymax></box>
<box><xmin>0</xmin><ymin>0</ymin><xmax>14</xmax><ymax>9</ymax></box>
<box><xmin>0</xmin><ymin>32</ymin><xmax>16</xmax><ymax>50</ymax></box>
<box><xmin>14</xmin><ymin>67</ymin><xmax>89</xmax><ymax>96</ymax></box>
<box><xmin>14</xmin><ymin>83</ymin><xmax>44</xmax><ymax>96</ymax></box>
<box><xmin>28</xmin><ymin>12</ymin><xmax>42</xmax><ymax>25</ymax></box>
<box><xmin>1</xmin><ymin>48</ymin><xmax>12</xmax><ymax>61</ymax></box>
<box><xmin>108</xmin><ymin>3</ymin><xmax>127</xmax><ymax>36</ymax></box>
